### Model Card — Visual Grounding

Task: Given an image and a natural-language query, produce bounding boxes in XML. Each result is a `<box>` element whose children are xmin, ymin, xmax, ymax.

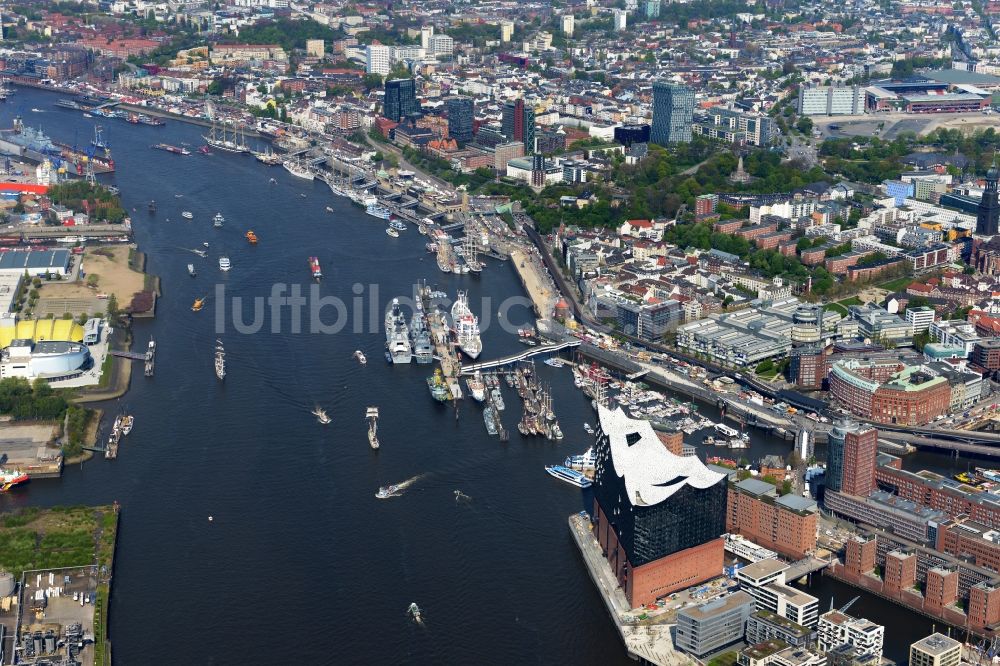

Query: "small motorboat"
<box><xmin>202</xmin><ymin>242</ymin><xmax>209</xmax><ymax>248</ymax></box>
<box><xmin>192</xmin><ymin>297</ymin><xmax>205</xmax><ymax>312</ymax></box>
<box><xmin>386</xmin><ymin>228</ymin><xmax>399</xmax><ymax>238</ymax></box>
<box><xmin>326</xmin><ymin>206</ymin><xmax>334</xmax><ymax>213</ymax></box>
<box><xmin>187</xmin><ymin>264</ymin><xmax>196</xmax><ymax>277</ymax></box>
<box><xmin>312</xmin><ymin>407</ymin><xmax>331</xmax><ymax>425</ymax></box>
<box><xmin>354</xmin><ymin>350</ymin><xmax>367</xmax><ymax>365</ymax></box>
<box><xmin>408</xmin><ymin>602</ymin><xmax>423</xmax><ymax>623</ymax></box>
<box><xmin>181</xmin><ymin>211</ymin><xmax>193</xmax><ymax>219</ymax></box>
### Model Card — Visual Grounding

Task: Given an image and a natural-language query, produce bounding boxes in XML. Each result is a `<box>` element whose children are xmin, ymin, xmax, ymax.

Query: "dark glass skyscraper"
<box><xmin>501</xmin><ymin>99</ymin><xmax>535</xmax><ymax>153</ymax></box>
<box><xmin>651</xmin><ymin>82</ymin><xmax>694</xmax><ymax>145</ymax></box>
<box><xmin>977</xmin><ymin>165</ymin><xmax>999</xmax><ymax>236</ymax></box>
<box><xmin>384</xmin><ymin>78</ymin><xmax>418</xmax><ymax>123</ymax></box>
<box><xmin>446</xmin><ymin>96</ymin><xmax>474</xmax><ymax>144</ymax></box>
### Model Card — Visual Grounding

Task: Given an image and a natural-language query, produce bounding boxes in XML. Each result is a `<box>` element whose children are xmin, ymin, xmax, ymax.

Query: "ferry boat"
<box><xmin>152</xmin><ymin>143</ymin><xmax>190</xmax><ymax>156</ymax></box>
<box><xmin>312</xmin><ymin>407</ymin><xmax>331</xmax><ymax>425</ymax></box>
<box><xmin>309</xmin><ymin>256</ymin><xmax>322</xmax><ymax>280</ymax></box>
<box><xmin>354</xmin><ymin>350</ymin><xmax>367</xmax><ymax>365</ymax></box>
<box><xmin>977</xmin><ymin>468</ymin><xmax>1000</xmax><ymax>484</ymax></box>
<box><xmin>564</xmin><ymin>447</ymin><xmax>596</xmax><ymax>472</ymax></box>
<box><xmin>376</xmin><ymin>484</ymin><xmax>399</xmax><ymax>499</ymax></box>
<box><xmin>181</xmin><ymin>211</ymin><xmax>193</xmax><ymax>220</ymax></box>
<box><xmin>466</xmin><ymin>371</ymin><xmax>487</xmax><ymax>402</ymax></box>
<box><xmin>121</xmin><ymin>415</ymin><xmax>134</xmax><ymax>436</ymax></box>
<box><xmin>389</xmin><ymin>219</ymin><xmax>406</xmax><ymax>231</ymax></box>
<box><xmin>714</xmin><ymin>423</ymin><xmax>739</xmax><ymax>438</ymax></box>
<box><xmin>282</xmin><ymin>159</ymin><xmax>314</xmax><ymax>180</ymax></box>
<box><xmin>187</xmin><ymin>264</ymin><xmax>196</xmax><ymax>277</ymax></box>
<box><xmin>0</xmin><ymin>469</ymin><xmax>29</xmax><ymax>492</ymax></box>
<box><xmin>191</xmin><ymin>297</ymin><xmax>205</xmax><ymax>312</ymax></box>
<box><xmin>219</xmin><ymin>256</ymin><xmax>231</xmax><ymax>272</ymax></box>
<box><xmin>386</xmin><ymin>227</ymin><xmax>399</xmax><ymax>238</ymax></box>
<box><xmin>245</xmin><ymin>230</ymin><xmax>258</xmax><ymax>244</ymax></box>
<box><xmin>366</xmin><ymin>203</ymin><xmax>392</xmax><ymax>220</ymax></box>
<box><xmin>450</xmin><ymin>292</ymin><xmax>483</xmax><ymax>360</ymax></box>
<box><xmin>367</xmin><ymin>406</ymin><xmax>380</xmax><ymax>450</ymax></box>
<box><xmin>214</xmin><ymin>339</ymin><xmax>226</xmax><ymax>380</ymax></box>
<box><xmin>213</xmin><ymin>213</ymin><xmax>225</xmax><ymax>228</ymax></box>
<box><xmin>545</xmin><ymin>465</ymin><xmax>592</xmax><ymax>489</ymax></box>
<box><xmin>427</xmin><ymin>368</ymin><xmax>451</xmax><ymax>402</ymax></box>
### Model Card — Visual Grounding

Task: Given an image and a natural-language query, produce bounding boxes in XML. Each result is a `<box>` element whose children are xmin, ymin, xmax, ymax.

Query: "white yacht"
<box><xmin>219</xmin><ymin>256</ymin><xmax>231</xmax><ymax>271</ymax></box>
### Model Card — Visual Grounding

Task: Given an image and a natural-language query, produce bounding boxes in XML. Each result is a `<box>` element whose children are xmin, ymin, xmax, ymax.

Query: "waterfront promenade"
<box><xmin>510</xmin><ymin>247</ymin><xmax>557</xmax><ymax>318</ymax></box>
<box><xmin>569</xmin><ymin>513</ymin><xmax>696</xmax><ymax>666</ymax></box>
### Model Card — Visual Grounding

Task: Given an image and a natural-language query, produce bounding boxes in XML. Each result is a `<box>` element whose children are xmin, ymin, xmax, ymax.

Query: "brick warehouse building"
<box><xmin>828</xmin><ymin>358</ymin><xmax>951</xmax><ymax>425</ymax></box>
<box><xmin>726</xmin><ymin>478</ymin><xmax>819</xmax><ymax>560</ymax></box>
<box><xmin>592</xmin><ymin>406</ymin><xmax>727</xmax><ymax>607</ymax></box>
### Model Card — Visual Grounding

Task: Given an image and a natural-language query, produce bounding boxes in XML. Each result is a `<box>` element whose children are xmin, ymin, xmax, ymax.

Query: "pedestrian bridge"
<box><xmin>460</xmin><ymin>339</ymin><xmax>581</xmax><ymax>374</ymax></box>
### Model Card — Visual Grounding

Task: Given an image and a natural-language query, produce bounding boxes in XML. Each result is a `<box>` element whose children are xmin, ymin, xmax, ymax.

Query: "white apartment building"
<box><xmin>906</xmin><ymin>306</ymin><xmax>935</xmax><ymax>334</ymax></box>
<box><xmin>736</xmin><ymin>559</ymin><xmax>820</xmax><ymax>628</ymax></box>
<box><xmin>365</xmin><ymin>44</ymin><xmax>390</xmax><ymax>75</ymax></box>
<box><xmin>817</xmin><ymin>610</ymin><xmax>884</xmax><ymax>660</ymax></box>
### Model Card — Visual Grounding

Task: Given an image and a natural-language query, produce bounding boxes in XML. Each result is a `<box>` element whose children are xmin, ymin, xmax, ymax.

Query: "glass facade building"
<box><xmin>501</xmin><ymin>99</ymin><xmax>535</xmax><ymax>153</ymax></box>
<box><xmin>651</xmin><ymin>82</ymin><xmax>694</xmax><ymax>145</ymax></box>
<box><xmin>446</xmin><ymin>97</ymin><xmax>474</xmax><ymax>144</ymax></box>
<box><xmin>384</xmin><ymin>78</ymin><xmax>418</xmax><ymax>123</ymax></box>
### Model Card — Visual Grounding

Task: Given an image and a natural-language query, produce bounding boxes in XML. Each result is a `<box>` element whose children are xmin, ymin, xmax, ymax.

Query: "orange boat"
<box><xmin>245</xmin><ymin>230</ymin><xmax>258</xmax><ymax>244</ymax></box>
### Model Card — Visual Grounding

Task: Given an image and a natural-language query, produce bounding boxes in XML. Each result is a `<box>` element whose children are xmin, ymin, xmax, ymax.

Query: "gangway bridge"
<box><xmin>460</xmin><ymin>338</ymin><xmax>581</xmax><ymax>374</ymax></box>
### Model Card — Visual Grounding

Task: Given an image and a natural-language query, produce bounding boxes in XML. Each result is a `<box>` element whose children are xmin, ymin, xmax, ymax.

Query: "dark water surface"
<box><xmin>0</xmin><ymin>90</ymin><xmax>976</xmax><ymax>664</ymax></box>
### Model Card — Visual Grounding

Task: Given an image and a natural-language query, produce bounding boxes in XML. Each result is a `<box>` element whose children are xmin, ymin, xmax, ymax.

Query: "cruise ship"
<box><xmin>450</xmin><ymin>291</ymin><xmax>483</xmax><ymax>360</ymax></box>
<box><xmin>545</xmin><ymin>465</ymin><xmax>592</xmax><ymax>489</ymax></box>
<box><xmin>384</xmin><ymin>298</ymin><xmax>413</xmax><ymax>364</ymax></box>
<box><xmin>410</xmin><ymin>305</ymin><xmax>433</xmax><ymax>364</ymax></box>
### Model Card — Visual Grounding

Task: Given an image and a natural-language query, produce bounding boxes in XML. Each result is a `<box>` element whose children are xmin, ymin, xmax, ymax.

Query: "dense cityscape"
<box><xmin>2</xmin><ymin>0</ymin><xmax>1000</xmax><ymax>663</ymax></box>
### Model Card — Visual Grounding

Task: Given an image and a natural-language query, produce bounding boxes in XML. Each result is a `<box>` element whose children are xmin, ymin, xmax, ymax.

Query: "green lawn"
<box><xmin>0</xmin><ymin>505</ymin><xmax>117</xmax><ymax>579</ymax></box>
<box><xmin>837</xmin><ymin>296</ymin><xmax>863</xmax><ymax>307</ymax></box>
<box><xmin>879</xmin><ymin>276</ymin><xmax>914</xmax><ymax>291</ymax></box>
<box><xmin>824</xmin><ymin>303</ymin><xmax>849</xmax><ymax>316</ymax></box>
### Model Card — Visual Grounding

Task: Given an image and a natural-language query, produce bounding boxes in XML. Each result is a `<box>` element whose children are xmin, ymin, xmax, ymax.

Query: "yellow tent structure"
<box><xmin>0</xmin><ymin>318</ymin><xmax>84</xmax><ymax>348</ymax></box>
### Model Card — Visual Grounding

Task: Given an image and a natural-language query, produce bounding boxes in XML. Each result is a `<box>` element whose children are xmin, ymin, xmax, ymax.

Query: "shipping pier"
<box><xmin>421</xmin><ymin>288</ymin><xmax>463</xmax><ymax>400</ymax></box>
<box><xmin>109</xmin><ymin>337</ymin><xmax>155</xmax><ymax>377</ymax></box>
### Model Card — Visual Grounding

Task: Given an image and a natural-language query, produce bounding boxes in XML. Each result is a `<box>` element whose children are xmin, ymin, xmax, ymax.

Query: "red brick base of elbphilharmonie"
<box><xmin>594</xmin><ymin>503</ymin><xmax>724</xmax><ymax>608</ymax></box>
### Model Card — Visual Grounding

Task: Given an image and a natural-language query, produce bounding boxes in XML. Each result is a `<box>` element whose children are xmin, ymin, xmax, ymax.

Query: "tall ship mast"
<box><xmin>366</xmin><ymin>406</ymin><xmax>380</xmax><ymax>449</ymax></box>
<box><xmin>203</xmin><ymin>120</ymin><xmax>249</xmax><ymax>154</ymax></box>
<box><xmin>464</xmin><ymin>229</ymin><xmax>483</xmax><ymax>274</ymax></box>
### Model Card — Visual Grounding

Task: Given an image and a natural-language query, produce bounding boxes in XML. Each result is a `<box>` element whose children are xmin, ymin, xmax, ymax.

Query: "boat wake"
<box><xmin>395</xmin><ymin>474</ymin><xmax>426</xmax><ymax>493</ymax></box>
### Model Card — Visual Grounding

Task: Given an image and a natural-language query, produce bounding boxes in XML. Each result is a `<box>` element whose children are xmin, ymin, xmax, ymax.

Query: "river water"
<box><xmin>0</xmin><ymin>89</ymin><xmax>980</xmax><ymax>664</ymax></box>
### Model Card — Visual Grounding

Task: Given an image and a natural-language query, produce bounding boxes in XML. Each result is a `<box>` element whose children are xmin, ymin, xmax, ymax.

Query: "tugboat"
<box><xmin>309</xmin><ymin>256</ymin><xmax>322</xmax><ymax>280</ymax></box>
<box><xmin>312</xmin><ymin>407</ymin><xmax>331</xmax><ymax>425</ymax></box>
<box><xmin>367</xmin><ymin>406</ymin><xmax>380</xmax><ymax>449</ymax></box>
<box><xmin>214</xmin><ymin>339</ymin><xmax>226</xmax><ymax>381</ymax></box>
<box><xmin>408</xmin><ymin>602</ymin><xmax>423</xmax><ymax>624</ymax></box>
<box><xmin>426</xmin><ymin>368</ymin><xmax>451</xmax><ymax>402</ymax></box>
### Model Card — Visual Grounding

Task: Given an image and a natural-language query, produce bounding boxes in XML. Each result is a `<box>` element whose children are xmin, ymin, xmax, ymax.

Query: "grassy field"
<box><xmin>879</xmin><ymin>276</ymin><xmax>914</xmax><ymax>292</ymax></box>
<box><xmin>824</xmin><ymin>303</ymin><xmax>849</xmax><ymax>316</ymax></box>
<box><xmin>0</xmin><ymin>505</ymin><xmax>117</xmax><ymax>579</ymax></box>
<box><xmin>837</xmin><ymin>296</ymin><xmax>863</xmax><ymax>308</ymax></box>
